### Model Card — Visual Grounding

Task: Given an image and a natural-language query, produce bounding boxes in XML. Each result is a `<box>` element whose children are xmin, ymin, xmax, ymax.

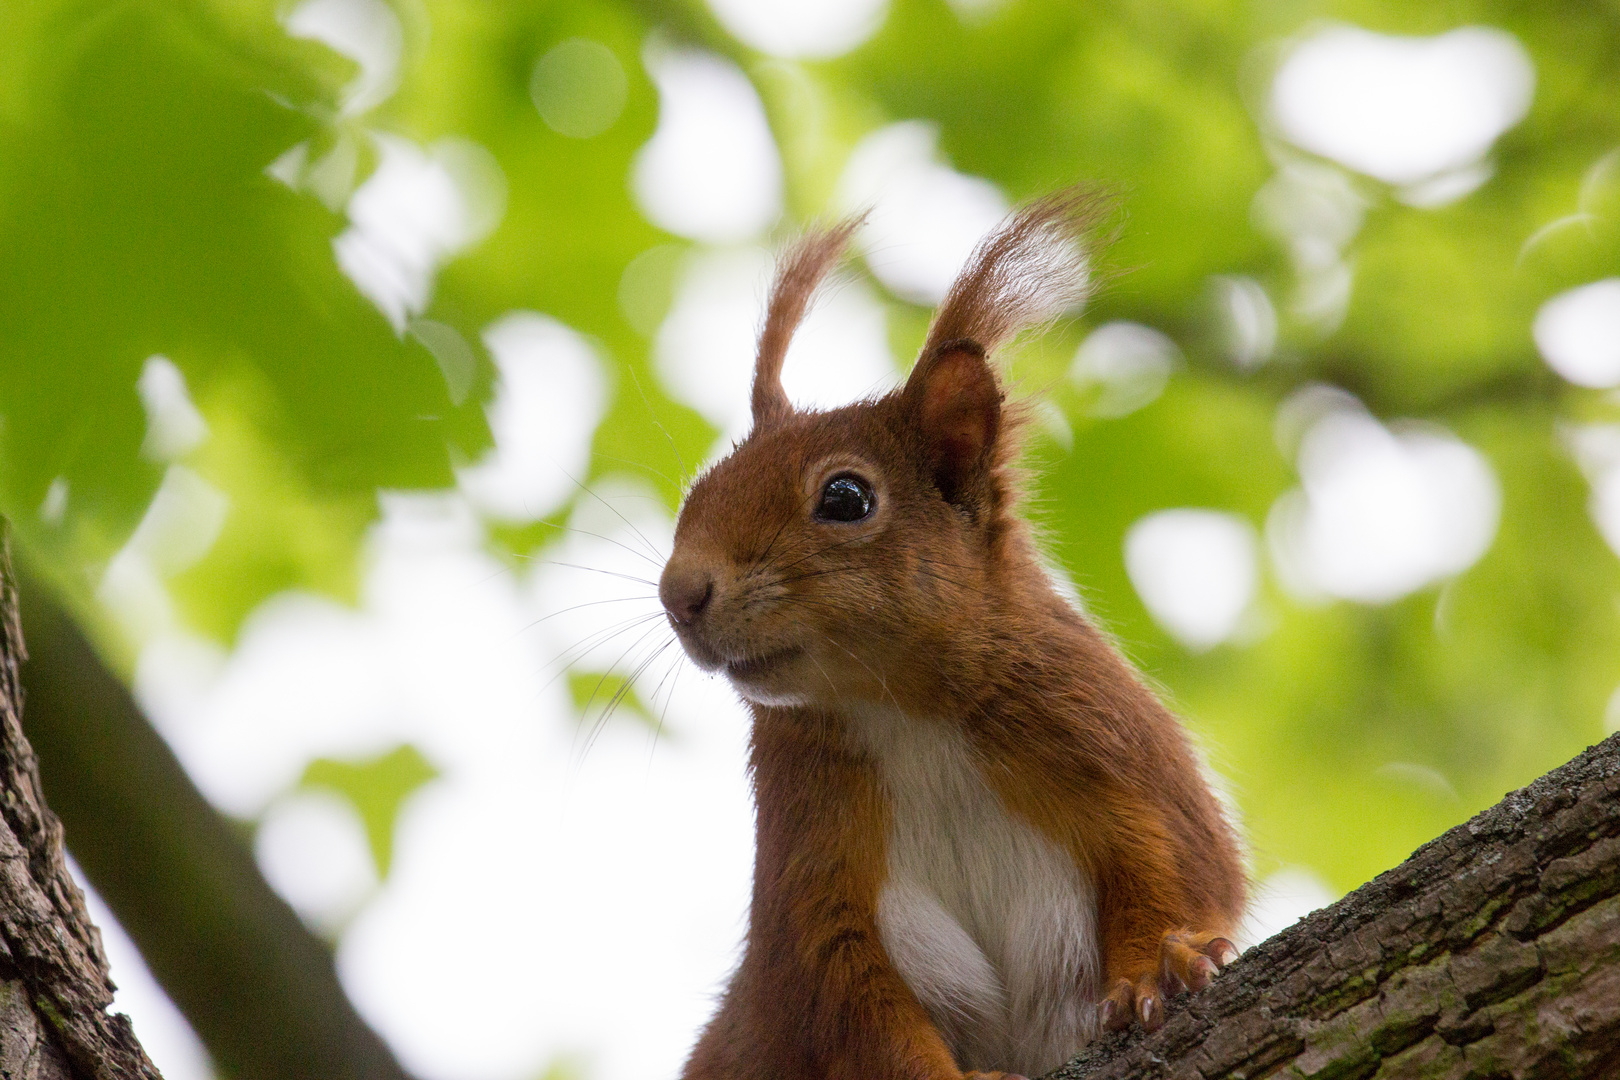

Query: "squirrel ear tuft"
<box><xmin>752</xmin><ymin>216</ymin><xmax>865</xmax><ymax>428</ymax></box>
<box><xmin>903</xmin><ymin>340</ymin><xmax>1001</xmax><ymax>505</ymax></box>
<box><xmin>921</xmin><ymin>184</ymin><xmax>1111</xmax><ymax>360</ymax></box>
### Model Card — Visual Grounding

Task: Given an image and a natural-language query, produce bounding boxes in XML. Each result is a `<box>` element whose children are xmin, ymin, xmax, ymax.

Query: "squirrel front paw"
<box><xmin>1099</xmin><ymin>929</ymin><xmax>1239</xmax><ymax>1032</ymax></box>
<box><xmin>963</xmin><ymin>1073</ymin><xmax>1028</xmax><ymax>1080</ymax></box>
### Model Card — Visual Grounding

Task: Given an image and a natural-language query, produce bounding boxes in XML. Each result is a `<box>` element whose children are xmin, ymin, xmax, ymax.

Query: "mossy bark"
<box><xmin>1046</xmin><ymin>732</ymin><xmax>1620</xmax><ymax>1080</ymax></box>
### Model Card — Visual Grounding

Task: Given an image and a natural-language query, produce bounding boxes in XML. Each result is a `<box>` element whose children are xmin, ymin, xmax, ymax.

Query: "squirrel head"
<box><xmin>659</xmin><ymin>188</ymin><xmax>1109</xmax><ymax>710</ymax></box>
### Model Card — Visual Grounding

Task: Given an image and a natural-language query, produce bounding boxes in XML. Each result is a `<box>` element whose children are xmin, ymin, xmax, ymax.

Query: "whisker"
<box><xmin>758</xmin><ymin>532</ymin><xmax>871</xmax><ymax>579</ymax></box>
<box><xmin>801</xmin><ymin>622</ymin><xmax>904</xmax><ymax>715</ymax></box>
<box><xmin>572</xmin><ymin>622</ymin><xmax>669</xmax><ymax>738</ymax></box>
<box><xmin>642</xmin><ymin>650</ymin><xmax>683</xmax><ymax>724</ymax></box>
<box><xmin>582</xmin><ymin>635</ymin><xmax>679</xmax><ymax>759</ymax></box>
<box><xmin>559</xmin><ymin>465</ymin><xmax>668</xmax><ymax>565</ymax></box>
<box><xmin>537</xmin><ymin>612</ymin><xmax>667</xmax><ymax>692</ymax></box>
<box><xmin>470</xmin><ymin>562</ymin><xmax>523</xmax><ymax>589</ymax></box>
<box><xmin>801</xmin><ymin>645</ymin><xmax>847</xmax><ymax>708</ymax></box>
<box><xmin>536</xmin><ymin>520</ymin><xmax>666</xmax><ymax>568</ymax></box>
<box><xmin>766</xmin><ymin>559</ymin><xmax>998</xmax><ymax>600</ymax></box>
<box><xmin>591</xmin><ymin>450</ymin><xmax>686</xmax><ymax>499</ymax></box>
<box><xmin>627</xmin><ymin>365</ymin><xmax>692</xmax><ymax>486</ymax></box>
<box><xmin>534</xmin><ymin>560</ymin><xmax>660</xmax><ymax>588</ymax></box>
<box><xmin>513</xmin><ymin>595</ymin><xmax>661</xmax><ymax>638</ymax></box>
<box><xmin>749</xmin><ymin>486</ymin><xmax>823</xmax><ymax>576</ymax></box>
<box><xmin>647</xmin><ymin>655</ymin><xmax>685</xmax><ymax>771</ymax></box>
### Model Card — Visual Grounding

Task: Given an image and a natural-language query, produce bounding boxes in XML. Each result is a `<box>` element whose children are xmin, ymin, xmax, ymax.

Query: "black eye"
<box><xmin>816</xmin><ymin>475</ymin><xmax>874</xmax><ymax>523</ymax></box>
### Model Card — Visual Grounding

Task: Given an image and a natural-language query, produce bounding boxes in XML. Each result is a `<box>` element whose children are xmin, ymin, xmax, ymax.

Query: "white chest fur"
<box><xmin>848</xmin><ymin>707</ymin><xmax>1101</xmax><ymax>1077</ymax></box>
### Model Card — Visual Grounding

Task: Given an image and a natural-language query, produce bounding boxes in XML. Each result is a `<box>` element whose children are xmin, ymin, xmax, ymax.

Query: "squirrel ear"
<box><xmin>902</xmin><ymin>340</ymin><xmax>1001</xmax><ymax>505</ymax></box>
<box><xmin>753</xmin><ymin>217</ymin><xmax>864</xmax><ymax>428</ymax></box>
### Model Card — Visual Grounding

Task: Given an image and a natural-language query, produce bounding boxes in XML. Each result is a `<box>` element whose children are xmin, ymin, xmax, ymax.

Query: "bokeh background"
<box><xmin>4</xmin><ymin>0</ymin><xmax>1620</xmax><ymax>1077</ymax></box>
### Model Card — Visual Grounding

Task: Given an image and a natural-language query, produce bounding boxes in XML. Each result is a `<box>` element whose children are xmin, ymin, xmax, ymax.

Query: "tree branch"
<box><xmin>0</xmin><ymin>522</ymin><xmax>160</xmax><ymax>1079</ymax></box>
<box><xmin>1045</xmin><ymin>732</ymin><xmax>1620</xmax><ymax>1080</ymax></box>
<box><xmin>14</xmin><ymin>560</ymin><xmax>415</xmax><ymax>1080</ymax></box>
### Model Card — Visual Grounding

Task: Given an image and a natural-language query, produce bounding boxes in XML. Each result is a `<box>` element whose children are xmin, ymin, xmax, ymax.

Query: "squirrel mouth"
<box><xmin>724</xmin><ymin>647</ymin><xmax>800</xmax><ymax>682</ymax></box>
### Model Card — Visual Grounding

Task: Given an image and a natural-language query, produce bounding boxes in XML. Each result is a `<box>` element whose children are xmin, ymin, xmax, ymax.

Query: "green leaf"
<box><xmin>300</xmin><ymin>744</ymin><xmax>440</xmax><ymax>879</ymax></box>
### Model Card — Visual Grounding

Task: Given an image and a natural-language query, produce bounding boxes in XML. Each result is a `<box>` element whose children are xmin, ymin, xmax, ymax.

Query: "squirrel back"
<box><xmin>661</xmin><ymin>189</ymin><xmax>1246</xmax><ymax>1080</ymax></box>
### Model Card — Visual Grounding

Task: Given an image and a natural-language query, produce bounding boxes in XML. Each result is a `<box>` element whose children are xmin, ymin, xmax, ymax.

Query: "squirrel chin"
<box><xmin>724</xmin><ymin>647</ymin><xmax>814</xmax><ymax>708</ymax></box>
<box><xmin>728</xmin><ymin>680</ymin><xmax>811</xmax><ymax>709</ymax></box>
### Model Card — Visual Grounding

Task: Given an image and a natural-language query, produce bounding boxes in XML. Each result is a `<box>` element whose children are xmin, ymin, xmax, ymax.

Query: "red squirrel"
<box><xmin>658</xmin><ymin>189</ymin><xmax>1246</xmax><ymax>1080</ymax></box>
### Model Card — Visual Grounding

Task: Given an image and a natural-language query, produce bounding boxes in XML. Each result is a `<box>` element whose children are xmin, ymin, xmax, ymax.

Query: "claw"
<box><xmin>1159</xmin><ymin>929</ymin><xmax>1242</xmax><ymax>997</ymax></box>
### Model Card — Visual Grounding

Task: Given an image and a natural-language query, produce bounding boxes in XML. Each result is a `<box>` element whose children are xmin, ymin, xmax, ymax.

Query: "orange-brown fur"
<box><xmin>661</xmin><ymin>189</ymin><xmax>1245</xmax><ymax>1080</ymax></box>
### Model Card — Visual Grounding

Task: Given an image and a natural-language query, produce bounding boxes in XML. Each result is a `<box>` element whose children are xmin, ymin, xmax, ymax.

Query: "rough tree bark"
<box><xmin>0</xmin><ymin>526</ymin><xmax>161</xmax><ymax>1078</ymax></box>
<box><xmin>1045</xmin><ymin>730</ymin><xmax>1620</xmax><ymax>1080</ymax></box>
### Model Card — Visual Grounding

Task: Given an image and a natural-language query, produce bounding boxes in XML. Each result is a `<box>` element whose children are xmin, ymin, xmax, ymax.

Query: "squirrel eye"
<box><xmin>816</xmin><ymin>475</ymin><xmax>874</xmax><ymax>523</ymax></box>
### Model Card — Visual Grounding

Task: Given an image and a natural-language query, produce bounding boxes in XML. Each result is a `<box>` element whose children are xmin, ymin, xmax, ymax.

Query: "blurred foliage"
<box><xmin>568</xmin><ymin>670</ymin><xmax>657</xmax><ymax>732</ymax></box>
<box><xmin>3</xmin><ymin>0</ymin><xmax>1619</xmax><ymax>902</ymax></box>
<box><xmin>301</xmin><ymin>745</ymin><xmax>439</xmax><ymax>877</ymax></box>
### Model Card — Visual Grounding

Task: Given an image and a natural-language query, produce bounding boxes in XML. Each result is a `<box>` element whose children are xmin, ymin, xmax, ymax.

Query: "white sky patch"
<box><xmin>632</xmin><ymin>50</ymin><xmax>782</xmax><ymax>244</ymax></box>
<box><xmin>138</xmin><ymin>595</ymin><xmax>398</xmax><ymax>817</ymax></box>
<box><xmin>529</xmin><ymin>475</ymin><xmax>676</xmax><ymax>693</ymax></box>
<box><xmin>836</xmin><ymin>121</ymin><xmax>1008</xmax><ymax>305</ymax></box>
<box><xmin>456</xmin><ymin>312</ymin><xmax>608</xmax><ymax>523</ymax></box>
<box><xmin>654</xmin><ymin>248</ymin><xmax>764</xmax><ymax>441</ymax></box>
<box><xmin>1069</xmin><ymin>321</ymin><xmax>1180</xmax><ymax>418</ymax></box>
<box><xmin>268</xmin><ymin>132</ymin><xmax>363</xmax><ymax>212</ymax></box>
<box><xmin>74</xmin><ymin>866</ymin><xmax>216</xmax><ymax>1080</ymax></box>
<box><xmin>284</xmin><ymin>0</ymin><xmax>404</xmax><ymax>116</ymax></box>
<box><xmin>1210</xmin><ymin>275</ymin><xmax>1278</xmax><ymax>369</ymax></box>
<box><xmin>781</xmin><ymin>280</ymin><xmax>899</xmax><ymax>409</ymax></box>
<box><xmin>122</xmin><ymin>466</ymin><xmax>230</xmax><ymax>578</ymax></box>
<box><xmin>1254</xmin><ymin>162</ymin><xmax>1366</xmax><ymax>269</ymax></box>
<box><xmin>1124</xmin><ymin>509</ymin><xmax>1259</xmax><ymax>652</ymax></box>
<box><xmin>654</xmin><ymin>248</ymin><xmax>897</xmax><ymax>446</ymax></box>
<box><xmin>138</xmin><ymin>356</ymin><xmax>208</xmax><ymax>461</ymax></box>
<box><xmin>334</xmin><ymin>134</ymin><xmax>507</xmax><ymax>332</ymax></box>
<box><xmin>1235</xmin><ymin>866</ymin><xmax>1338</xmax><ymax>950</ymax></box>
<box><xmin>339</xmin><ymin>684</ymin><xmax>752</xmax><ymax>1080</ymax></box>
<box><xmin>1252</xmin><ymin>162</ymin><xmax>1367</xmax><ymax>333</ymax></box>
<box><xmin>254</xmin><ymin>789</ymin><xmax>379</xmax><ymax>936</ymax></box>
<box><xmin>39</xmin><ymin>477</ymin><xmax>69</xmax><ymax>525</ymax></box>
<box><xmin>704</xmin><ymin>0</ymin><xmax>887</xmax><ymax>58</ymax></box>
<box><xmin>134</xmin><ymin>486</ymin><xmax>757</xmax><ymax>1080</ymax></box>
<box><xmin>266</xmin><ymin>140</ymin><xmax>310</xmax><ymax>190</ymax></box>
<box><xmin>136</xmin><ymin>496</ymin><xmax>530</xmax><ymax>816</ymax></box>
<box><xmin>1268</xmin><ymin>24</ymin><xmax>1534</xmax><ymax>203</ymax></box>
<box><xmin>1272</xmin><ymin>382</ymin><xmax>1361</xmax><ymax>459</ymax></box>
<box><xmin>98</xmin><ymin>465</ymin><xmax>230</xmax><ymax>641</ymax></box>
<box><xmin>1533</xmin><ymin>278</ymin><xmax>1620</xmax><ymax>387</ymax></box>
<box><xmin>98</xmin><ymin>553</ymin><xmax>176</xmax><ymax>644</ymax></box>
<box><xmin>1561</xmin><ymin>423</ymin><xmax>1620</xmax><ymax>561</ymax></box>
<box><xmin>1268</xmin><ymin>394</ymin><xmax>1500</xmax><ymax>604</ymax></box>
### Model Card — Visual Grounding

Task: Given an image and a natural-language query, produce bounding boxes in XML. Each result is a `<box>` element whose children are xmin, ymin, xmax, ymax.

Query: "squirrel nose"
<box><xmin>660</xmin><ymin>566</ymin><xmax>715</xmax><ymax>626</ymax></box>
